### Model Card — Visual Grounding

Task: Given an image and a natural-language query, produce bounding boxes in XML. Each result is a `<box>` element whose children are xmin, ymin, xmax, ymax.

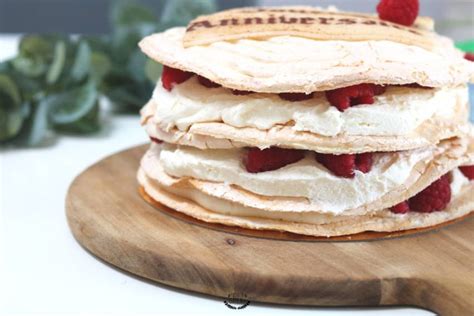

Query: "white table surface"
<box><xmin>0</xmin><ymin>35</ymin><xmax>435</xmax><ymax>316</ymax></box>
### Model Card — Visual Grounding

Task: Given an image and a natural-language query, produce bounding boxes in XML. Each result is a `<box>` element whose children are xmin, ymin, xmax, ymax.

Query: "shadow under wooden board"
<box><xmin>66</xmin><ymin>144</ymin><xmax>474</xmax><ymax>316</ymax></box>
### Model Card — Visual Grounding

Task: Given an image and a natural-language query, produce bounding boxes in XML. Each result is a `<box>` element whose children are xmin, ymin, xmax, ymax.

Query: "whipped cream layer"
<box><xmin>148</xmin><ymin>77</ymin><xmax>467</xmax><ymax>137</ymax></box>
<box><xmin>451</xmin><ymin>167</ymin><xmax>470</xmax><ymax>196</ymax></box>
<box><xmin>152</xmin><ymin>143</ymin><xmax>435</xmax><ymax>214</ymax></box>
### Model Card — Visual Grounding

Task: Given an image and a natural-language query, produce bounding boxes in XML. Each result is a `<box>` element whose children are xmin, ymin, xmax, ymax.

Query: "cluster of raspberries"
<box><xmin>242</xmin><ymin>147</ymin><xmax>474</xmax><ymax>214</ymax></box>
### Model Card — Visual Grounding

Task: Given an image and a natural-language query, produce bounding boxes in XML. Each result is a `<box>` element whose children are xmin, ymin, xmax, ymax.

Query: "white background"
<box><xmin>0</xmin><ymin>35</ymin><xmax>436</xmax><ymax>316</ymax></box>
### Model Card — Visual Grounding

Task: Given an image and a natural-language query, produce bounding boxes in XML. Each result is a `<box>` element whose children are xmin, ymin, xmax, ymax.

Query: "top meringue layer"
<box><xmin>139</xmin><ymin>27</ymin><xmax>474</xmax><ymax>93</ymax></box>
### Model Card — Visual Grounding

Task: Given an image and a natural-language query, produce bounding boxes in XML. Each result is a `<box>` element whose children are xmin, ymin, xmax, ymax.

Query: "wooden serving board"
<box><xmin>66</xmin><ymin>145</ymin><xmax>474</xmax><ymax>315</ymax></box>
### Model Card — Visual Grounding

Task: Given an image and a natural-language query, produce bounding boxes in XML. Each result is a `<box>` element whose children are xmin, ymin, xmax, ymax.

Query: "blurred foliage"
<box><xmin>0</xmin><ymin>0</ymin><xmax>217</xmax><ymax>147</ymax></box>
<box><xmin>456</xmin><ymin>40</ymin><xmax>474</xmax><ymax>53</ymax></box>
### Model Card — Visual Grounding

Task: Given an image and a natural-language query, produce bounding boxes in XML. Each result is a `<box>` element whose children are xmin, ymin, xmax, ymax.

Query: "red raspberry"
<box><xmin>279</xmin><ymin>93</ymin><xmax>314</xmax><ymax>102</ymax></box>
<box><xmin>391</xmin><ymin>201</ymin><xmax>410</xmax><ymax>214</ymax></box>
<box><xmin>161</xmin><ymin>66</ymin><xmax>193</xmax><ymax>91</ymax></box>
<box><xmin>316</xmin><ymin>153</ymin><xmax>374</xmax><ymax>178</ymax></box>
<box><xmin>459</xmin><ymin>165</ymin><xmax>474</xmax><ymax>180</ymax></box>
<box><xmin>317</xmin><ymin>154</ymin><xmax>356</xmax><ymax>178</ymax></box>
<box><xmin>355</xmin><ymin>153</ymin><xmax>374</xmax><ymax>173</ymax></box>
<box><xmin>325</xmin><ymin>84</ymin><xmax>386</xmax><ymax>112</ymax></box>
<box><xmin>197</xmin><ymin>75</ymin><xmax>221</xmax><ymax>88</ymax></box>
<box><xmin>409</xmin><ymin>174</ymin><xmax>451</xmax><ymax>213</ymax></box>
<box><xmin>464</xmin><ymin>53</ymin><xmax>474</xmax><ymax>62</ymax></box>
<box><xmin>377</xmin><ymin>0</ymin><xmax>419</xmax><ymax>26</ymax></box>
<box><xmin>232</xmin><ymin>90</ymin><xmax>253</xmax><ymax>96</ymax></box>
<box><xmin>372</xmin><ymin>85</ymin><xmax>387</xmax><ymax>95</ymax></box>
<box><xmin>244</xmin><ymin>147</ymin><xmax>305</xmax><ymax>173</ymax></box>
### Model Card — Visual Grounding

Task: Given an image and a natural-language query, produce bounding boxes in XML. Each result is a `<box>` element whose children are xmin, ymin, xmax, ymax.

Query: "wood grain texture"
<box><xmin>66</xmin><ymin>144</ymin><xmax>474</xmax><ymax>315</ymax></box>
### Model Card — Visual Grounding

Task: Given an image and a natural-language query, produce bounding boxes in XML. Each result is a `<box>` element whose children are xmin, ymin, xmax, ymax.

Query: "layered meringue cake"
<box><xmin>136</xmin><ymin>4</ymin><xmax>474</xmax><ymax>237</ymax></box>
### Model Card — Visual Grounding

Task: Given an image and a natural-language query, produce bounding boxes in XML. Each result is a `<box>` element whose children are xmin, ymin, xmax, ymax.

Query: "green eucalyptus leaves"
<box><xmin>0</xmin><ymin>0</ymin><xmax>216</xmax><ymax>147</ymax></box>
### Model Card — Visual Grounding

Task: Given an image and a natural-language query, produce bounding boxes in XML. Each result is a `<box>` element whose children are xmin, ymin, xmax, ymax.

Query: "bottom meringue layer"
<box><xmin>138</xmin><ymin>168</ymin><xmax>473</xmax><ymax>237</ymax></box>
<box><xmin>137</xmin><ymin>130</ymin><xmax>474</xmax><ymax>236</ymax></box>
<box><xmin>141</xmin><ymin>135</ymin><xmax>473</xmax><ymax>216</ymax></box>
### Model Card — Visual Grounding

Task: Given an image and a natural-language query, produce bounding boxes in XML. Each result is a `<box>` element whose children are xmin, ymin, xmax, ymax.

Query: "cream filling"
<box><xmin>451</xmin><ymin>168</ymin><xmax>470</xmax><ymax>195</ymax></box>
<box><xmin>153</xmin><ymin>143</ymin><xmax>436</xmax><ymax>214</ymax></box>
<box><xmin>150</xmin><ymin>77</ymin><xmax>467</xmax><ymax>137</ymax></box>
<box><xmin>139</xmin><ymin>168</ymin><xmax>471</xmax><ymax>226</ymax></box>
